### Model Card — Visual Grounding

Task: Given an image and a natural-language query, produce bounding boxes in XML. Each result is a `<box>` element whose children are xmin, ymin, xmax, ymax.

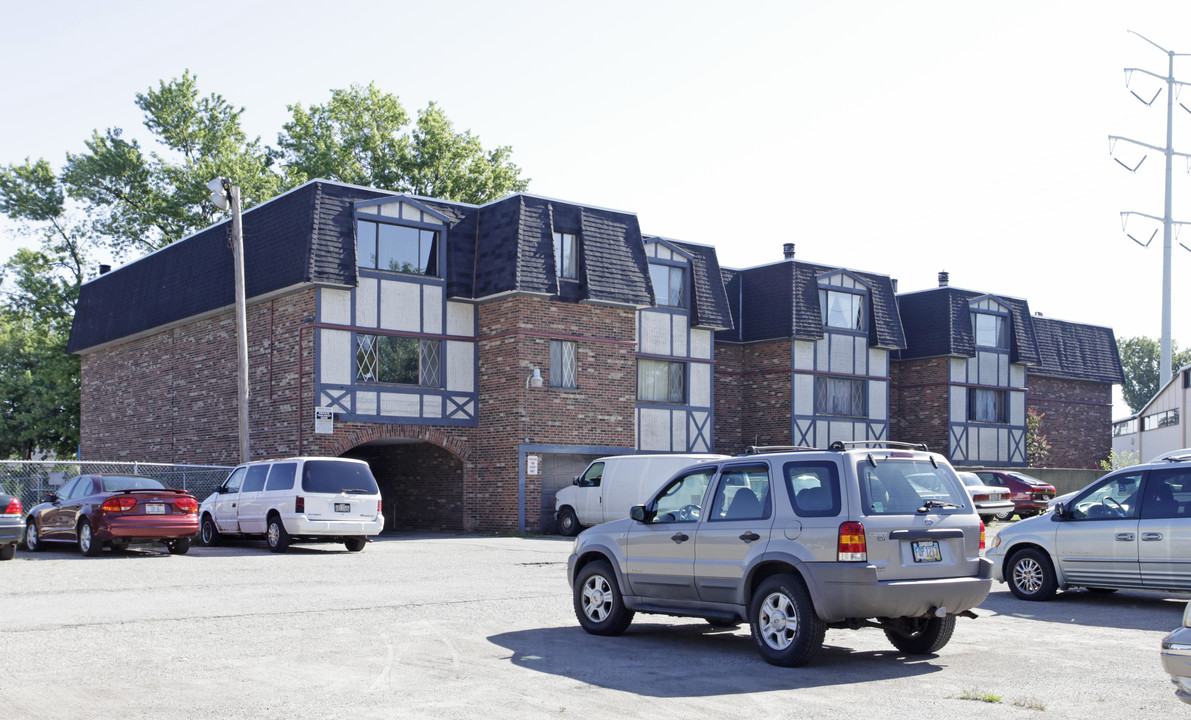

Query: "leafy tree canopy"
<box><xmin>1117</xmin><ymin>335</ymin><xmax>1191</xmax><ymax>413</ymax></box>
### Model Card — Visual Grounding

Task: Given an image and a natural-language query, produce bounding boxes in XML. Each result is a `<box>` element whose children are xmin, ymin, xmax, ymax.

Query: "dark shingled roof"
<box><xmin>1031</xmin><ymin>316</ymin><xmax>1125</xmax><ymax>383</ymax></box>
<box><xmin>67</xmin><ymin>181</ymin><xmax>392</xmax><ymax>354</ymax></box>
<box><xmin>654</xmin><ymin>239</ymin><xmax>733</xmax><ymax>330</ymax></box>
<box><xmin>716</xmin><ymin>260</ymin><xmax>905</xmax><ymax>348</ymax></box>
<box><xmin>896</xmin><ymin>287</ymin><xmax>1039</xmax><ymax>365</ymax></box>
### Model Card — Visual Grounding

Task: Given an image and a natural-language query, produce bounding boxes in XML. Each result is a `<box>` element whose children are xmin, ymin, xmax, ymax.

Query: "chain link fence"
<box><xmin>0</xmin><ymin>461</ymin><xmax>232</xmax><ymax>511</ymax></box>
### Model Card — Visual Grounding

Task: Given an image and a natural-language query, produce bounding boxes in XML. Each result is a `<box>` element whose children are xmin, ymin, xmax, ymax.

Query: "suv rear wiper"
<box><xmin>343</xmin><ymin>488</ymin><xmax>372</xmax><ymax>494</ymax></box>
<box><xmin>917</xmin><ymin>500</ymin><xmax>959</xmax><ymax>513</ymax></box>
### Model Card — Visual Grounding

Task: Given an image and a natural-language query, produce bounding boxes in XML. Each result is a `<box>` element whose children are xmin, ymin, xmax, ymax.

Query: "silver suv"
<box><xmin>567</xmin><ymin>442</ymin><xmax>993</xmax><ymax>667</ymax></box>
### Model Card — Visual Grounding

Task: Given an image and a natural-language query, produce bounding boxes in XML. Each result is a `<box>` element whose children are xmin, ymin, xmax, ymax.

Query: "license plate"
<box><xmin>145</xmin><ymin>504</ymin><xmax>166</xmax><ymax>515</ymax></box>
<box><xmin>334</xmin><ymin>503</ymin><xmax>350</xmax><ymax>513</ymax></box>
<box><xmin>911</xmin><ymin>540</ymin><xmax>942</xmax><ymax>563</ymax></box>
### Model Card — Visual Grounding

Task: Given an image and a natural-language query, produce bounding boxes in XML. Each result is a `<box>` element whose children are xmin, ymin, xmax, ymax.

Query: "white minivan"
<box><xmin>554</xmin><ymin>454</ymin><xmax>726</xmax><ymax>535</ymax></box>
<box><xmin>199</xmin><ymin>457</ymin><xmax>384</xmax><ymax>552</ymax></box>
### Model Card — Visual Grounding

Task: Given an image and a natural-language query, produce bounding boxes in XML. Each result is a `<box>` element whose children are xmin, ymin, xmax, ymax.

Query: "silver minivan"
<box><xmin>568</xmin><ymin>442</ymin><xmax>993</xmax><ymax>667</ymax></box>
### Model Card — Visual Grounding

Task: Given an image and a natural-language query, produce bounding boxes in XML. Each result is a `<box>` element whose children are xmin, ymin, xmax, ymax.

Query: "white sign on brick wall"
<box><xmin>526</xmin><ymin>454</ymin><xmax>540</xmax><ymax>476</ymax></box>
<box><xmin>314</xmin><ymin>408</ymin><xmax>334</xmax><ymax>434</ymax></box>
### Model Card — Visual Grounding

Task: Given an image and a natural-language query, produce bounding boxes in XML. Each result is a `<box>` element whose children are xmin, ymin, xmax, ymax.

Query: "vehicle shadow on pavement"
<box><xmin>980</xmin><ymin>587</ymin><xmax>1188</xmax><ymax>632</ymax></box>
<box><xmin>488</xmin><ymin>624</ymin><xmax>943</xmax><ymax>696</ymax></box>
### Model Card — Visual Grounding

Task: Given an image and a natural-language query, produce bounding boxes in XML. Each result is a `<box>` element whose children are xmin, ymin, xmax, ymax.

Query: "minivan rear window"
<box><xmin>301</xmin><ymin>460</ymin><xmax>380</xmax><ymax>495</ymax></box>
<box><xmin>858</xmin><ymin>459</ymin><xmax>967</xmax><ymax>515</ymax></box>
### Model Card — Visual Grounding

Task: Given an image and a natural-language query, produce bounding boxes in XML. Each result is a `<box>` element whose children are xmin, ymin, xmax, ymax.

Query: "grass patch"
<box><xmin>1013</xmin><ymin>697</ymin><xmax>1046</xmax><ymax>711</ymax></box>
<box><xmin>958</xmin><ymin>688</ymin><xmax>1003</xmax><ymax>704</ymax></box>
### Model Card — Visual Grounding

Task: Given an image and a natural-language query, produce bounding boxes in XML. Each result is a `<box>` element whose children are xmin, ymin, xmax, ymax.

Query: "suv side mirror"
<box><xmin>572</xmin><ymin>476</ymin><xmax>580</xmax><ymax>486</ymax></box>
<box><xmin>630</xmin><ymin>505</ymin><xmax>647</xmax><ymax>522</ymax></box>
<box><xmin>1050</xmin><ymin>502</ymin><xmax>1064</xmax><ymax>520</ymax></box>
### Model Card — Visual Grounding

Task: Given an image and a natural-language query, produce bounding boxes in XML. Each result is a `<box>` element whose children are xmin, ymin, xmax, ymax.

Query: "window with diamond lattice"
<box><xmin>356</xmin><ymin>334</ymin><xmax>441</xmax><ymax>387</ymax></box>
<box><xmin>814</xmin><ymin>376</ymin><xmax>867</xmax><ymax>417</ymax></box>
<box><xmin>550</xmin><ymin>340</ymin><xmax>576</xmax><ymax>388</ymax></box>
<box><xmin>638</xmin><ymin>359</ymin><xmax>685</xmax><ymax>403</ymax></box>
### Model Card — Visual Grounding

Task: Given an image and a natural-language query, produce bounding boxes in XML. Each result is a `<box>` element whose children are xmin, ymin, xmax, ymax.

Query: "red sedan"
<box><xmin>24</xmin><ymin>474</ymin><xmax>199</xmax><ymax>555</ymax></box>
<box><xmin>973</xmin><ymin>470</ymin><xmax>1057</xmax><ymax>521</ymax></box>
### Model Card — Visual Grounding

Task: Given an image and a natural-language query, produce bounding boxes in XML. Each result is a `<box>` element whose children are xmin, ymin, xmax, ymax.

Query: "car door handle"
<box><xmin>1114</xmin><ymin>532</ymin><xmax>1135</xmax><ymax>542</ymax></box>
<box><xmin>739</xmin><ymin>532</ymin><xmax>761</xmax><ymax>543</ymax></box>
<box><xmin>671</xmin><ymin>533</ymin><xmax>689</xmax><ymax>543</ymax></box>
<box><xmin>1142</xmin><ymin>532</ymin><xmax>1164</xmax><ymax>541</ymax></box>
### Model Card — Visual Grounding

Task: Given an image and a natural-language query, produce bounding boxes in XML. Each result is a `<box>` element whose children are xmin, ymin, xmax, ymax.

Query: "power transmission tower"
<box><xmin>1110</xmin><ymin>30</ymin><xmax>1191</xmax><ymax>385</ymax></box>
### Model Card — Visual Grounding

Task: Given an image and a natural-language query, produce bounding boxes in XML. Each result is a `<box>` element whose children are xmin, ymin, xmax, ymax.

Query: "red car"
<box><xmin>973</xmin><ymin>470</ymin><xmax>1057</xmax><ymax>521</ymax></box>
<box><xmin>24</xmin><ymin>474</ymin><xmax>199</xmax><ymax>555</ymax></box>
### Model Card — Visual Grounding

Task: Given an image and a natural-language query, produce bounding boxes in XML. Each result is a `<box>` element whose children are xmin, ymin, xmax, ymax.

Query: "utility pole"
<box><xmin>207</xmin><ymin>178</ymin><xmax>251</xmax><ymax>463</ymax></box>
<box><xmin>1110</xmin><ymin>31</ymin><xmax>1191</xmax><ymax>386</ymax></box>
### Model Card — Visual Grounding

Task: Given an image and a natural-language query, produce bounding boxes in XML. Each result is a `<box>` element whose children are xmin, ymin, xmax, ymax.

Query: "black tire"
<box><xmin>1007</xmin><ymin>547</ymin><xmax>1058</xmax><ymax>601</ymax></box>
<box><xmin>266</xmin><ymin>515</ymin><xmax>290</xmax><ymax>553</ymax></box>
<box><xmin>167</xmin><ymin>537</ymin><xmax>191</xmax><ymax>555</ymax></box>
<box><xmin>557</xmin><ymin>508</ymin><xmax>581</xmax><ymax>537</ymax></box>
<box><xmin>748</xmin><ymin>574</ymin><xmax>826</xmax><ymax>667</ymax></box>
<box><xmin>573</xmin><ymin>559</ymin><xmax>634</xmax><ymax>636</ymax></box>
<box><xmin>883</xmin><ymin>615</ymin><xmax>957</xmax><ymax>654</ymax></box>
<box><xmin>24</xmin><ymin>520</ymin><xmax>42</xmax><ymax>552</ymax></box>
<box><xmin>77</xmin><ymin>519</ymin><xmax>102</xmax><ymax>556</ymax></box>
<box><xmin>0</xmin><ymin>543</ymin><xmax>14</xmax><ymax>561</ymax></box>
<box><xmin>344</xmin><ymin>537</ymin><xmax>367</xmax><ymax>552</ymax></box>
<box><xmin>993</xmin><ymin>510</ymin><xmax>1015</xmax><ymax>522</ymax></box>
<box><xmin>199</xmin><ymin>515</ymin><xmax>221</xmax><ymax>546</ymax></box>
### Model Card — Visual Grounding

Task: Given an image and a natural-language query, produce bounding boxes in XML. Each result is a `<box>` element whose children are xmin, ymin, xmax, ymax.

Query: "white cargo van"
<box><xmin>554</xmin><ymin>454</ymin><xmax>727</xmax><ymax>535</ymax></box>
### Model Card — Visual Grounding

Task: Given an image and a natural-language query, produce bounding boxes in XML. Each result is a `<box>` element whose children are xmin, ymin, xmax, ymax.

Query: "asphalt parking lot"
<box><xmin>0</xmin><ymin>529</ymin><xmax>1185</xmax><ymax>719</ymax></box>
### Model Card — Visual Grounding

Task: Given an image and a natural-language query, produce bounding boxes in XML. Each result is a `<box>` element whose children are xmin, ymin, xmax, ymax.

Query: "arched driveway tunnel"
<box><xmin>342</xmin><ymin>439</ymin><xmax>465</xmax><ymax>532</ymax></box>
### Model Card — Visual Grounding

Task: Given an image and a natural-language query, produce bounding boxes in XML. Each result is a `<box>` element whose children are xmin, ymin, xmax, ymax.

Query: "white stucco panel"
<box><xmin>793</xmin><ymin>373</ymin><xmax>815</xmax><ymax>415</ymax></box>
<box><xmin>869</xmin><ymin>380</ymin><xmax>887</xmax><ymax>420</ymax></box>
<box><xmin>978</xmin><ymin>351</ymin><xmax>999</xmax><ymax>386</ymax></box>
<box><xmin>950</xmin><ymin>358</ymin><xmax>967</xmax><ymax>384</ymax></box>
<box><xmin>380</xmin><ymin>392</ymin><xmax>420</xmax><ymax>417</ymax></box>
<box><xmin>320</xmin><ymin>288</ymin><xmax>352</xmax><ymax>325</ymax></box>
<box><xmin>671</xmin><ymin>317</ymin><xmax>688</xmax><ymax>358</ymax></box>
<box><xmin>1010</xmin><ymin>364</ymin><xmax>1026</xmax><ymax>388</ymax></box>
<box><xmin>690</xmin><ymin>362</ymin><xmax>711</xmax><ymax>407</ymax></box>
<box><xmin>639</xmin><ymin>311</ymin><xmax>671</xmax><ymax>355</ymax></box>
<box><xmin>422</xmin><ymin>395</ymin><xmax>441</xmax><ymax>419</ymax></box>
<box><xmin>689</xmin><ymin>411</ymin><xmax>710</xmax><ymax>452</ymax></box>
<box><xmin>380</xmin><ymin>280</ymin><xmax>421</xmax><ymax>331</ymax></box>
<box><xmin>355</xmin><ymin>277</ymin><xmax>378</xmax><ymax>328</ymax></box>
<box><xmin>672</xmin><ymin>410</ymin><xmax>687</xmax><ymax>452</ymax></box>
<box><xmin>829</xmin><ymin>336</ymin><xmax>854</xmax><ymax>374</ymax></box>
<box><xmin>446</xmin><ymin>341</ymin><xmax>475</xmax><ymax>393</ymax></box>
<box><xmin>356</xmin><ymin>391</ymin><xmax>377</xmax><ymax>415</ymax></box>
<box><xmin>950</xmin><ymin>387</ymin><xmax>966</xmax><ymax>423</ymax></box>
<box><xmin>319</xmin><ymin>329</ymin><xmax>352</xmax><ymax>385</ymax></box>
<box><xmin>446</xmin><ymin>301</ymin><xmax>475</xmax><ymax>337</ymax></box>
<box><xmin>1010</xmin><ymin>390</ymin><xmax>1025</xmax><ymax>425</ymax></box>
<box><xmin>639</xmin><ymin>408</ymin><xmax>671</xmax><ymax>451</ymax></box>
<box><xmin>868</xmin><ymin>349</ymin><xmax>887</xmax><ymax>377</ymax></box>
<box><xmin>690</xmin><ymin>329</ymin><xmax>712</xmax><ymax>360</ymax></box>
<box><xmin>793</xmin><ymin>341</ymin><xmax>815</xmax><ymax>371</ymax></box>
<box><xmin>422</xmin><ymin>284</ymin><xmax>443</xmax><ymax>335</ymax></box>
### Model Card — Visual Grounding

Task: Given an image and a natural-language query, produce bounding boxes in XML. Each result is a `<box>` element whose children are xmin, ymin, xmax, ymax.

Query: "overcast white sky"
<box><xmin>4</xmin><ymin>0</ymin><xmax>1191</xmax><ymax>417</ymax></box>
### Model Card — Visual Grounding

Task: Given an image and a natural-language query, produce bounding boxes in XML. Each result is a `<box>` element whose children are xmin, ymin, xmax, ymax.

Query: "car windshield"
<box><xmin>100</xmin><ymin>476</ymin><xmax>165</xmax><ymax>492</ymax></box>
<box><xmin>857</xmin><ymin>459</ymin><xmax>968</xmax><ymax>514</ymax></box>
<box><xmin>301</xmin><ymin>461</ymin><xmax>379</xmax><ymax>495</ymax></box>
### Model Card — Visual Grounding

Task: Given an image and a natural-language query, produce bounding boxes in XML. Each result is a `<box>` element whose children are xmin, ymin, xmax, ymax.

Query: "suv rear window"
<box><xmin>301</xmin><ymin>461</ymin><xmax>380</xmax><ymax>495</ymax></box>
<box><xmin>857</xmin><ymin>459</ymin><xmax>967</xmax><ymax>515</ymax></box>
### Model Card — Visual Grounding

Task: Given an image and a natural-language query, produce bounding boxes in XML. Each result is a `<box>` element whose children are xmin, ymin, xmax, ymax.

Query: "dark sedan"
<box><xmin>0</xmin><ymin>491</ymin><xmax>22</xmax><ymax>560</ymax></box>
<box><xmin>24</xmin><ymin>475</ymin><xmax>199</xmax><ymax>555</ymax></box>
<box><xmin>974</xmin><ymin>470</ymin><xmax>1057</xmax><ymax>521</ymax></box>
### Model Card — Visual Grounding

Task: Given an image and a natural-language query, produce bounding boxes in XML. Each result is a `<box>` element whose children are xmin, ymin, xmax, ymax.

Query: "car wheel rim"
<box><xmin>79</xmin><ymin>524</ymin><xmax>91</xmax><ymax>552</ymax></box>
<box><xmin>759</xmin><ymin>591</ymin><xmax>797</xmax><ymax>650</ymax></box>
<box><xmin>1014</xmin><ymin>558</ymin><xmax>1042</xmax><ymax>594</ymax></box>
<box><xmin>27</xmin><ymin>523</ymin><xmax>37</xmax><ymax>548</ymax></box>
<box><xmin>267</xmin><ymin>523</ymin><xmax>278</xmax><ymax>546</ymax></box>
<box><xmin>582</xmin><ymin>574</ymin><xmax>613</xmax><ymax>622</ymax></box>
<box><xmin>201</xmin><ymin>521</ymin><xmax>212</xmax><ymax>544</ymax></box>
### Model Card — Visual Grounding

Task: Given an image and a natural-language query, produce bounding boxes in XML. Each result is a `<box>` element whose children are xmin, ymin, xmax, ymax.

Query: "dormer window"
<box><xmin>972</xmin><ymin>312</ymin><xmax>1008</xmax><ymax>348</ymax></box>
<box><xmin>649</xmin><ymin>262</ymin><xmax>687</xmax><ymax>308</ymax></box>
<box><xmin>819</xmin><ymin>289</ymin><xmax>865</xmax><ymax>331</ymax></box>
<box><xmin>554</xmin><ymin>232</ymin><xmax>578</xmax><ymax>279</ymax></box>
<box><xmin>357</xmin><ymin>219</ymin><xmax>439</xmax><ymax>277</ymax></box>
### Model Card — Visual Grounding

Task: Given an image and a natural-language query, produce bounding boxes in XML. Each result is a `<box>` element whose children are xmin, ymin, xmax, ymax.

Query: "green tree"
<box><xmin>1117</xmin><ymin>336</ymin><xmax>1191</xmax><ymax>413</ymax></box>
<box><xmin>278</xmin><ymin>84</ymin><xmax>528</xmax><ymax>203</ymax></box>
<box><xmin>1025</xmin><ymin>407</ymin><xmax>1051</xmax><ymax>468</ymax></box>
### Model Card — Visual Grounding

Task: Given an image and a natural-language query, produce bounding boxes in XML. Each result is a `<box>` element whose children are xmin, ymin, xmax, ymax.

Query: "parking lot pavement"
<box><xmin>0</xmin><ymin>532</ymin><xmax>1185</xmax><ymax>719</ymax></box>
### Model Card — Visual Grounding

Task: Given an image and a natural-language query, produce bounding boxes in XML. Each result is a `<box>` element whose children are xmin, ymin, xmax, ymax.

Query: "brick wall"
<box><xmin>890</xmin><ymin>357</ymin><xmax>950</xmax><ymax>454</ymax></box>
<box><xmin>713</xmin><ymin>344</ymin><xmax>742</xmax><ymax>453</ymax></box>
<box><xmin>1027</xmin><ymin>375</ymin><xmax>1113</xmax><ymax>470</ymax></box>
<box><xmin>739</xmin><ymin>341</ymin><xmax>793</xmax><ymax>448</ymax></box>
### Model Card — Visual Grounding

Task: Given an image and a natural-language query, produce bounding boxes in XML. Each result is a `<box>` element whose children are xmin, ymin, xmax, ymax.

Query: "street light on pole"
<box><xmin>207</xmin><ymin>177</ymin><xmax>251</xmax><ymax>464</ymax></box>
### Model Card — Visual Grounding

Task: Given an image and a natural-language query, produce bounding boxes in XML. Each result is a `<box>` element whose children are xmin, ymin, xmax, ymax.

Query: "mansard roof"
<box><xmin>1031</xmin><ymin>316</ymin><xmax>1125</xmax><ymax>384</ymax></box>
<box><xmin>651</xmin><ymin>238</ymin><xmax>734</xmax><ymax>331</ymax></box>
<box><xmin>716</xmin><ymin>259</ymin><xmax>905</xmax><ymax>349</ymax></box>
<box><xmin>896</xmin><ymin>286</ymin><xmax>1040</xmax><ymax>365</ymax></box>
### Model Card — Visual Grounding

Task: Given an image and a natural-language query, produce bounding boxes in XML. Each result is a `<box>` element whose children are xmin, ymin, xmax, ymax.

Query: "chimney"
<box><xmin>783</xmin><ymin>243</ymin><xmax>795</xmax><ymax>260</ymax></box>
<box><xmin>99</xmin><ymin>264</ymin><xmax>111</xmax><ymax>275</ymax></box>
<box><xmin>891</xmin><ymin>278</ymin><xmax>898</xmax><ymax>293</ymax></box>
<box><xmin>938</xmin><ymin>271</ymin><xmax>949</xmax><ymax>287</ymax></box>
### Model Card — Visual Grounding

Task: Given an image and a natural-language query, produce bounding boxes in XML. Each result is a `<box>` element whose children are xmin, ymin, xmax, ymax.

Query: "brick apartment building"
<box><xmin>67</xmin><ymin>181</ymin><xmax>1123</xmax><ymax>532</ymax></box>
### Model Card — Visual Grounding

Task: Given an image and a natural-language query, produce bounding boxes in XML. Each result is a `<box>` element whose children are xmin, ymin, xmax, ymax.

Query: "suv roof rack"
<box><xmin>1160</xmin><ymin>453</ymin><xmax>1191</xmax><ymax>463</ymax></box>
<box><xmin>740</xmin><ymin>445</ymin><xmax>820</xmax><ymax>456</ymax></box>
<box><xmin>827</xmin><ymin>440</ymin><xmax>930</xmax><ymax>452</ymax></box>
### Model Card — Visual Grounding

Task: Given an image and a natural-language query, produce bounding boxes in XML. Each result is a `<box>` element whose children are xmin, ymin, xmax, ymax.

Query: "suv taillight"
<box><xmin>980</xmin><ymin>520</ymin><xmax>986</xmax><ymax>550</ymax></box>
<box><xmin>101</xmin><ymin>496</ymin><xmax>137</xmax><ymax>512</ymax></box>
<box><xmin>295</xmin><ymin>496</ymin><xmax>305</xmax><ymax>514</ymax></box>
<box><xmin>838</xmin><ymin>521</ymin><xmax>867</xmax><ymax>562</ymax></box>
<box><xmin>377</xmin><ymin>499</ymin><xmax>383</xmax><ymax>515</ymax></box>
<box><xmin>2</xmin><ymin>497</ymin><xmax>21</xmax><ymax>515</ymax></box>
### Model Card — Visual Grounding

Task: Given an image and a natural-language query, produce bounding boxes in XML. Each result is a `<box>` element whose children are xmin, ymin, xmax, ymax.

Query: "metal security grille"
<box><xmin>550</xmin><ymin>340</ymin><xmax>576</xmax><ymax>388</ymax></box>
<box><xmin>0</xmin><ymin>461</ymin><xmax>231</xmax><ymax>512</ymax></box>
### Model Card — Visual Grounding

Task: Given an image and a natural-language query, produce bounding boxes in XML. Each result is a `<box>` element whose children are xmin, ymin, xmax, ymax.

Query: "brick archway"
<box><xmin>326</xmin><ymin>424</ymin><xmax>470</xmax><ymax>463</ymax></box>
